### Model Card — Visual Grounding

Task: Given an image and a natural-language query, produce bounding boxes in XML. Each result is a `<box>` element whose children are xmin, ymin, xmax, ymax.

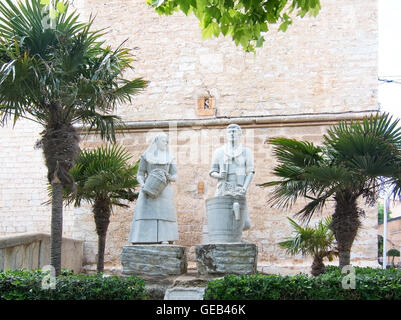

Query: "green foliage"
<box><xmin>279</xmin><ymin>217</ymin><xmax>337</xmax><ymax>260</ymax></box>
<box><xmin>204</xmin><ymin>267</ymin><xmax>401</xmax><ymax>300</ymax></box>
<box><xmin>0</xmin><ymin>269</ymin><xmax>147</xmax><ymax>300</ymax></box>
<box><xmin>378</xmin><ymin>235</ymin><xmax>384</xmax><ymax>257</ymax></box>
<box><xmin>147</xmin><ymin>0</ymin><xmax>321</xmax><ymax>52</ymax></box>
<box><xmin>387</xmin><ymin>249</ymin><xmax>400</xmax><ymax>257</ymax></box>
<box><xmin>66</xmin><ymin>145</ymin><xmax>139</xmax><ymax>207</ymax></box>
<box><xmin>0</xmin><ymin>0</ymin><xmax>147</xmax><ymax>141</ymax></box>
<box><xmin>378</xmin><ymin>203</ymin><xmax>392</xmax><ymax>224</ymax></box>
<box><xmin>387</xmin><ymin>248</ymin><xmax>401</xmax><ymax>267</ymax></box>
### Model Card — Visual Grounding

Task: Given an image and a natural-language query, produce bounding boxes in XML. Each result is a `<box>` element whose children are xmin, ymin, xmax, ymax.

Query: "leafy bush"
<box><xmin>0</xmin><ymin>269</ymin><xmax>147</xmax><ymax>300</ymax></box>
<box><xmin>204</xmin><ymin>267</ymin><xmax>401</xmax><ymax>300</ymax></box>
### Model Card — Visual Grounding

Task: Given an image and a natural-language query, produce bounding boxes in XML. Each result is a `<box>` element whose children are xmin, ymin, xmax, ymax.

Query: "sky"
<box><xmin>378</xmin><ymin>0</ymin><xmax>401</xmax><ymax>206</ymax></box>
<box><xmin>378</xmin><ymin>0</ymin><xmax>401</xmax><ymax>117</ymax></box>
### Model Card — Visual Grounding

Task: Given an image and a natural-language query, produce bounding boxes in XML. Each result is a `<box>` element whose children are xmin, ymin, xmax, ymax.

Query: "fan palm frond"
<box><xmin>0</xmin><ymin>0</ymin><xmax>148</xmax><ymax>136</ymax></box>
<box><xmin>67</xmin><ymin>144</ymin><xmax>138</xmax><ymax>207</ymax></box>
<box><xmin>264</xmin><ymin>114</ymin><xmax>401</xmax><ymax>221</ymax></box>
<box><xmin>270</xmin><ymin>137</ymin><xmax>324</xmax><ymax>168</ymax></box>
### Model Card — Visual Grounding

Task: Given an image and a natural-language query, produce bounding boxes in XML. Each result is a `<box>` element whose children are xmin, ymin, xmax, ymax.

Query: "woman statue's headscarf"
<box><xmin>143</xmin><ymin>132</ymin><xmax>173</xmax><ymax>164</ymax></box>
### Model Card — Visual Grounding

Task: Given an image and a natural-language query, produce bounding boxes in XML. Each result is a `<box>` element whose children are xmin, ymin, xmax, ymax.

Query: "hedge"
<box><xmin>0</xmin><ymin>269</ymin><xmax>147</xmax><ymax>300</ymax></box>
<box><xmin>204</xmin><ymin>266</ymin><xmax>401</xmax><ymax>300</ymax></box>
<box><xmin>4</xmin><ymin>266</ymin><xmax>401</xmax><ymax>300</ymax></box>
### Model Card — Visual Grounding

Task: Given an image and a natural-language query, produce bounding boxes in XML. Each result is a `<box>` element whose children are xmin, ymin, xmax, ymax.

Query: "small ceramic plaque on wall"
<box><xmin>197</xmin><ymin>97</ymin><xmax>215</xmax><ymax>116</ymax></box>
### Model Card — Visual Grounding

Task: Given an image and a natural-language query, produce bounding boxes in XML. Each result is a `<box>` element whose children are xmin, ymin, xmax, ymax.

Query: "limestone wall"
<box><xmin>73</xmin><ymin>0</ymin><xmax>377</xmax><ymax>121</ymax></box>
<box><xmin>0</xmin><ymin>120</ymin><xmax>79</xmax><ymax>237</ymax></box>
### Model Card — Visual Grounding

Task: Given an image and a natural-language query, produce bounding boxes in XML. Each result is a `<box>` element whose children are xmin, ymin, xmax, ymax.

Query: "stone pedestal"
<box><xmin>195</xmin><ymin>243</ymin><xmax>258</xmax><ymax>275</ymax></box>
<box><xmin>164</xmin><ymin>287</ymin><xmax>206</xmax><ymax>300</ymax></box>
<box><xmin>120</xmin><ymin>245</ymin><xmax>187</xmax><ymax>277</ymax></box>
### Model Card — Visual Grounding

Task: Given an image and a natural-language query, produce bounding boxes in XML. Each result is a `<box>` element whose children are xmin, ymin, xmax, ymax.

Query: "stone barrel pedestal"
<box><xmin>121</xmin><ymin>245</ymin><xmax>187</xmax><ymax>277</ymax></box>
<box><xmin>195</xmin><ymin>243</ymin><xmax>258</xmax><ymax>275</ymax></box>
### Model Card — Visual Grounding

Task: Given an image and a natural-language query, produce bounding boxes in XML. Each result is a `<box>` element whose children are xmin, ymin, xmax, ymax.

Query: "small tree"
<box><xmin>66</xmin><ymin>145</ymin><xmax>139</xmax><ymax>273</ymax></box>
<box><xmin>387</xmin><ymin>248</ymin><xmax>400</xmax><ymax>267</ymax></box>
<box><xmin>279</xmin><ymin>217</ymin><xmax>337</xmax><ymax>276</ymax></box>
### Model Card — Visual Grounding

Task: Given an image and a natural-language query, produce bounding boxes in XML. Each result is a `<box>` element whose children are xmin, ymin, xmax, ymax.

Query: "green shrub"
<box><xmin>0</xmin><ymin>269</ymin><xmax>147</xmax><ymax>300</ymax></box>
<box><xmin>204</xmin><ymin>267</ymin><xmax>401</xmax><ymax>300</ymax></box>
<box><xmin>387</xmin><ymin>249</ymin><xmax>400</xmax><ymax>257</ymax></box>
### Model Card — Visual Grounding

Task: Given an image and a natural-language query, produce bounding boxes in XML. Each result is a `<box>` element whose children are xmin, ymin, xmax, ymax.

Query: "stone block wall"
<box><xmin>0</xmin><ymin>0</ymin><xmax>379</xmax><ymax>272</ymax></box>
<box><xmin>0</xmin><ymin>120</ymin><xmax>78</xmax><ymax>237</ymax></box>
<box><xmin>73</xmin><ymin>0</ymin><xmax>377</xmax><ymax>121</ymax></box>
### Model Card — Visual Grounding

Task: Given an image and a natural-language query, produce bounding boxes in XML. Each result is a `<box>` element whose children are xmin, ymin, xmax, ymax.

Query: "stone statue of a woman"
<box><xmin>128</xmin><ymin>133</ymin><xmax>179</xmax><ymax>244</ymax></box>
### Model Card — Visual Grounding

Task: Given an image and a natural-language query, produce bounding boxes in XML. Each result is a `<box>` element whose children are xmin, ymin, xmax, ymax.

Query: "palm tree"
<box><xmin>279</xmin><ymin>217</ymin><xmax>337</xmax><ymax>276</ymax></box>
<box><xmin>65</xmin><ymin>145</ymin><xmax>139</xmax><ymax>273</ymax></box>
<box><xmin>0</xmin><ymin>0</ymin><xmax>147</xmax><ymax>275</ymax></box>
<box><xmin>261</xmin><ymin>113</ymin><xmax>401</xmax><ymax>268</ymax></box>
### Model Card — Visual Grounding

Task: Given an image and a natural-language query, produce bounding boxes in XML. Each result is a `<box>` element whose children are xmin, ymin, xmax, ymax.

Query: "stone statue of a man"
<box><xmin>209</xmin><ymin>124</ymin><xmax>255</xmax><ymax>231</ymax></box>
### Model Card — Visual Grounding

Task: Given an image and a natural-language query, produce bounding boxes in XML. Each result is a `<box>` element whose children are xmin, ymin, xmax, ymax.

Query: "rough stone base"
<box><xmin>195</xmin><ymin>243</ymin><xmax>258</xmax><ymax>275</ymax></box>
<box><xmin>120</xmin><ymin>245</ymin><xmax>187</xmax><ymax>277</ymax></box>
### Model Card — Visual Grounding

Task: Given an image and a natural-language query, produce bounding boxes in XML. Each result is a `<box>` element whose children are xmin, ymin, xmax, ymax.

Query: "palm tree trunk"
<box><xmin>311</xmin><ymin>255</ymin><xmax>325</xmax><ymax>276</ymax></box>
<box><xmin>93</xmin><ymin>199</ymin><xmax>112</xmax><ymax>273</ymax></box>
<box><xmin>97</xmin><ymin>233</ymin><xmax>107</xmax><ymax>274</ymax></box>
<box><xmin>51</xmin><ymin>180</ymin><xmax>63</xmax><ymax>276</ymax></box>
<box><xmin>338</xmin><ymin>249</ymin><xmax>351</xmax><ymax>268</ymax></box>
<box><xmin>331</xmin><ymin>191</ymin><xmax>361</xmax><ymax>269</ymax></box>
<box><xmin>42</xmin><ymin>117</ymin><xmax>81</xmax><ymax>277</ymax></box>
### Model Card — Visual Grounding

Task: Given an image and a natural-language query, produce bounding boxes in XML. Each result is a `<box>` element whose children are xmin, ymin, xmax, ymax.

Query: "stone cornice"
<box><xmin>76</xmin><ymin>110</ymin><xmax>379</xmax><ymax>133</ymax></box>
